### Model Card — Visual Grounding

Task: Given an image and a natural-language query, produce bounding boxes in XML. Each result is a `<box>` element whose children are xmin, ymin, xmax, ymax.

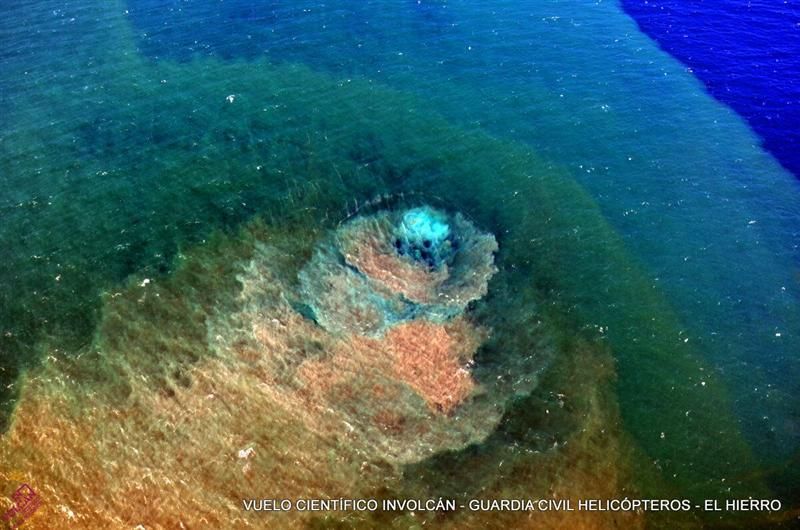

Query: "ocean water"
<box><xmin>623</xmin><ymin>0</ymin><xmax>800</xmax><ymax>178</ymax></box>
<box><xmin>0</xmin><ymin>0</ymin><xmax>799</xmax><ymax>528</ymax></box>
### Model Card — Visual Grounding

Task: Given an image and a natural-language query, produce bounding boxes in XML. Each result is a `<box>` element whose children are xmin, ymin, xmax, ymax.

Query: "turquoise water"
<box><xmin>1</xmin><ymin>0</ymin><xmax>799</xmax><ymax>521</ymax></box>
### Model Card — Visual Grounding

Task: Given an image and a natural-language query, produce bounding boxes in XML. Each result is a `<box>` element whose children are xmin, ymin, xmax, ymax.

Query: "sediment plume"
<box><xmin>0</xmin><ymin>218</ymin><xmax>636</xmax><ymax>529</ymax></box>
<box><xmin>300</xmin><ymin>206</ymin><xmax>498</xmax><ymax>336</ymax></box>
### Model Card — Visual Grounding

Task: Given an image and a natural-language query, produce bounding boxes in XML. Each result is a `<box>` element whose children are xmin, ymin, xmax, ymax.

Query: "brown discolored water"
<box><xmin>2</xmin><ymin>1</ymin><xmax>798</xmax><ymax>527</ymax></box>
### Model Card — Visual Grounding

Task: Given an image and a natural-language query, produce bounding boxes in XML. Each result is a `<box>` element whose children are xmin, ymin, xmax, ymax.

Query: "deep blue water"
<box><xmin>623</xmin><ymin>0</ymin><xmax>800</xmax><ymax>179</ymax></box>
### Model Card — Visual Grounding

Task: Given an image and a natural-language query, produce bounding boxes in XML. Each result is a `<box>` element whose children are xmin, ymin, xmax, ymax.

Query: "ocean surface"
<box><xmin>623</xmin><ymin>0</ymin><xmax>800</xmax><ymax>179</ymax></box>
<box><xmin>1</xmin><ymin>0</ymin><xmax>799</xmax><ymax>527</ymax></box>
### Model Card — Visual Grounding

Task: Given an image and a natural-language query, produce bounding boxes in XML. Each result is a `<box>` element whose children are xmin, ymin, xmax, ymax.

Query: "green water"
<box><xmin>1</xmin><ymin>0</ymin><xmax>799</xmax><ymax>524</ymax></box>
